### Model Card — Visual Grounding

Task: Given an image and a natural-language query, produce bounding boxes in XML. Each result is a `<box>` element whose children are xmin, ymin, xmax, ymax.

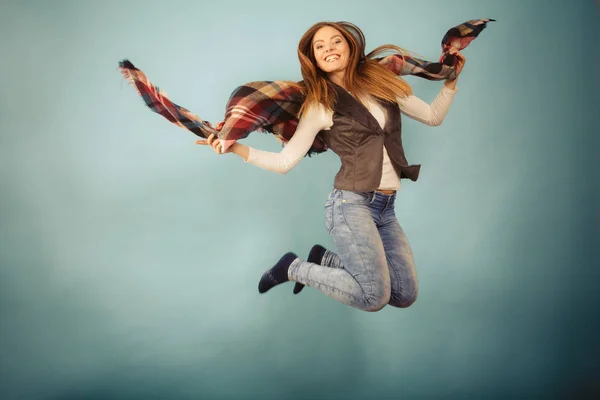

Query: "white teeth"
<box><xmin>325</xmin><ymin>55</ymin><xmax>339</xmax><ymax>62</ymax></box>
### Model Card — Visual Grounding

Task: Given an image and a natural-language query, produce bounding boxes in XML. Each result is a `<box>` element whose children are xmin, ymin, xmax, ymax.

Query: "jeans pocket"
<box><xmin>324</xmin><ymin>200</ymin><xmax>334</xmax><ymax>234</ymax></box>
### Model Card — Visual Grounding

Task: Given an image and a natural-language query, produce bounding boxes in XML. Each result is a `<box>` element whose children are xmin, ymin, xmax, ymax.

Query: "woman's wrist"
<box><xmin>230</xmin><ymin>142</ymin><xmax>250</xmax><ymax>161</ymax></box>
<box><xmin>444</xmin><ymin>78</ymin><xmax>458</xmax><ymax>90</ymax></box>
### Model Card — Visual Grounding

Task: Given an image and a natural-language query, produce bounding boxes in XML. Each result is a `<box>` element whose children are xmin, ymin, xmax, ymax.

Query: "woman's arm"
<box><xmin>199</xmin><ymin>104</ymin><xmax>332</xmax><ymax>175</ymax></box>
<box><xmin>396</xmin><ymin>48</ymin><xmax>464</xmax><ymax>126</ymax></box>
<box><xmin>396</xmin><ymin>84</ymin><xmax>457</xmax><ymax>126</ymax></box>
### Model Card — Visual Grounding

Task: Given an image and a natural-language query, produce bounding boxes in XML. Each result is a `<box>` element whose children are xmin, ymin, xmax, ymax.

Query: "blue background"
<box><xmin>1</xmin><ymin>0</ymin><xmax>598</xmax><ymax>398</ymax></box>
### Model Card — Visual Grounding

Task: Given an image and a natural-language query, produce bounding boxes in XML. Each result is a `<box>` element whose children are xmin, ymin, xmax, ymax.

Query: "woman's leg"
<box><xmin>293</xmin><ymin>192</ymin><xmax>418</xmax><ymax>308</ymax></box>
<box><xmin>377</xmin><ymin>196</ymin><xmax>419</xmax><ymax>308</ymax></box>
<box><xmin>288</xmin><ymin>190</ymin><xmax>391</xmax><ymax>312</ymax></box>
<box><xmin>291</xmin><ymin>241</ymin><xmax>344</xmax><ymax>295</ymax></box>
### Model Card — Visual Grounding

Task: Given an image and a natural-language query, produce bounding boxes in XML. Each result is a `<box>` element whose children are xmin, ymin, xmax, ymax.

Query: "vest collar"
<box><xmin>330</xmin><ymin>82</ymin><xmax>399</xmax><ymax>135</ymax></box>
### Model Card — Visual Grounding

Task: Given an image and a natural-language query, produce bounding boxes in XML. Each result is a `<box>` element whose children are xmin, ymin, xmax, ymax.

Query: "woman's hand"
<box><xmin>450</xmin><ymin>48</ymin><xmax>466</xmax><ymax>77</ymax></box>
<box><xmin>196</xmin><ymin>133</ymin><xmax>227</xmax><ymax>154</ymax></box>
<box><xmin>195</xmin><ymin>134</ymin><xmax>250</xmax><ymax>161</ymax></box>
<box><xmin>444</xmin><ymin>48</ymin><xmax>466</xmax><ymax>89</ymax></box>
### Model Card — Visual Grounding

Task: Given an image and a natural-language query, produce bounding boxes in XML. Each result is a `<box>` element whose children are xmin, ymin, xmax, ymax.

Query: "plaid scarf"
<box><xmin>119</xmin><ymin>18</ymin><xmax>494</xmax><ymax>155</ymax></box>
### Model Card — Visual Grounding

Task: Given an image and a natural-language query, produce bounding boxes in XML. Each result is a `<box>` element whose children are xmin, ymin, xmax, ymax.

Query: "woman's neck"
<box><xmin>328</xmin><ymin>71</ymin><xmax>345</xmax><ymax>89</ymax></box>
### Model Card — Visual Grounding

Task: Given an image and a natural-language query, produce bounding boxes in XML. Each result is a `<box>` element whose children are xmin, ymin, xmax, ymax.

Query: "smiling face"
<box><xmin>312</xmin><ymin>26</ymin><xmax>351</xmax><ymax>81</ymax></box>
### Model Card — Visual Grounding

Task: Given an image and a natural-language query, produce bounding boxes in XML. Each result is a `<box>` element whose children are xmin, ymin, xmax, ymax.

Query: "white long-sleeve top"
<box><xmin>241</xmin><ymin>84</ymin><xmax>457</xmax><ymax>190</ymax></box>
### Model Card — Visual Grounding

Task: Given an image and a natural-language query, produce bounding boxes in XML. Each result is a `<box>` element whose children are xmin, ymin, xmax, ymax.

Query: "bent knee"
<box><xmin>389</xmin><ymin>287</ymin><xmax>419</xmax><ymax>308</ymax></box>
<box><xmin>364</xmin><ymin>302</ymin><xmax>387</xmax><ymax>312</ymax></box>
<box><xmin>362</xmin><ymin>287</ymin><xmax>391</xmax><ymax>312</ymax></box>
<box><xmin>391</xmin><ymin>294</ymin><xmax>418</xmax><ymax>308</ymax></box>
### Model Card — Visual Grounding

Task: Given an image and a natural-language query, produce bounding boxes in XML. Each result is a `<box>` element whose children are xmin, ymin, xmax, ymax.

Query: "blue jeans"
<box><xmin>288</xmin><ymin>189</ymin><xmax>418</xmax><ymax>312</ymax></box>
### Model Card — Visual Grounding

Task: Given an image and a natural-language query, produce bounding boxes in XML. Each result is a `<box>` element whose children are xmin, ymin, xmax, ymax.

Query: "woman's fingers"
<box><xmin>196</xmin><ymin>134</ymin><xmax>212</xmax><ymax>145</ymax></box>
<box><xmin>211</xmin><ymin>138</ymin><xmax>221</xmax><ymax>153</ymax></box>
<box><xmin>448</xmin><ymin>48</ymin><xmax>465</xmax><ymax>63</ymax></box>
<box><xmin>208</xmin><ymin>133</ymin><xmax>222</xmax><ymax>154</ymax></box>
<box><xmin>196</xmin><ymin>133</ymin><xmax>226</xmax><ymax>154</ymax></box>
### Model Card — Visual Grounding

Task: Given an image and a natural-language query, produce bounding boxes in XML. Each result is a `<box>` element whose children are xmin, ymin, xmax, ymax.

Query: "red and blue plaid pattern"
<box><xmin>119</xmin><ymin>18</ymin><xmax>494</xmax><ymax>155</ymax></box>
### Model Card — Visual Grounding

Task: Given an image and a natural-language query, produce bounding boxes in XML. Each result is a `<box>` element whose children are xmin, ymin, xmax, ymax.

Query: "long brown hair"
<box><xmin>297</xmin><ymin>21</ymin><xmax>413</xmax><ymax>116</ymax></box>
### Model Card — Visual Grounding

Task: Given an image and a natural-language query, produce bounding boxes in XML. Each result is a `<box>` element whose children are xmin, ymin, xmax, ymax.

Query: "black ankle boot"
<box><xmin>258</xmin><ymin>252</ymin><xmax>298</xmax><ymax>294</ymax></box>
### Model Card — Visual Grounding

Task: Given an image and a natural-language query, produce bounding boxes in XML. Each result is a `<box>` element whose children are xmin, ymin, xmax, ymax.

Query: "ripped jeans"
<box><xmin>288</xmin><ymin>189</ymin><xmax>418</xmax><ymax>312</ymax></box>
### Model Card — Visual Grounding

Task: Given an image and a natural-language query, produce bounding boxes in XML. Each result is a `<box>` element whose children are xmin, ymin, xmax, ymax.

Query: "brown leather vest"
<box><xmin>319</xmin><ymin>84</ymin><xmax>421</xmax><ymax>191</ymax></box>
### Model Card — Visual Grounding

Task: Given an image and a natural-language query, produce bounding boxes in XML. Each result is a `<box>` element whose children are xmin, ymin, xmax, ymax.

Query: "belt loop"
<box><xmin>386</xmin><ymin>194</ymin><xmax>393</xmax><ymax>207</ymax></box>
<box><xmin>369</xmin><ymin>191</ymin><xmax>376</xmax><ymax>204</ymax></box>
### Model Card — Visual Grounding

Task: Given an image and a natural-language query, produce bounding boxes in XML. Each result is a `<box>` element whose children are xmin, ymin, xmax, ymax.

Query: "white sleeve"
<box><xmin>242</xmin><ymin>104</ymin><xmax>333</xmax><ymax>174</ymax></box>
<box><xmin>396</xmin><ymin>85</ymin><xmax>457</xmax><ymax>126</ymax></box>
